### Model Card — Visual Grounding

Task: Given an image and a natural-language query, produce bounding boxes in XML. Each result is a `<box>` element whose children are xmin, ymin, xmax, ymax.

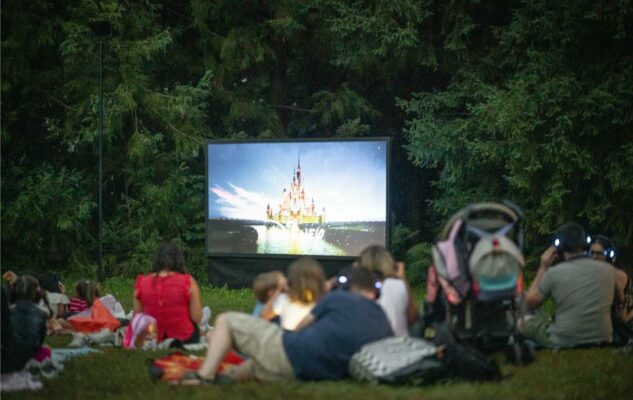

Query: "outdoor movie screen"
<box><xmin>206</xmin><ymin>138</ymin><xmax>389</xmax><ymax>257</ymax></box>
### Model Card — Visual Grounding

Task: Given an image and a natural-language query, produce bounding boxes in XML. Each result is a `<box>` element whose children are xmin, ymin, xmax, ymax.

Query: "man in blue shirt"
<box><xmin>191</xmin><ymin>266</ymin><xmax>393</xmax><ymax>383</ymax></box>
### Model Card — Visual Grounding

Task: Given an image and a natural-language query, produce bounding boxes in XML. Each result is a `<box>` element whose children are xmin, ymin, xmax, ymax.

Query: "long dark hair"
<box><xmin>151</xmin><ymin>241</ymin><xmax>187</xmax><ymax>274</ymax></box>
<box><xmin>75</xmin><ymin>279</ymin><xmax>100</xmax><ymax>306</ymax></box>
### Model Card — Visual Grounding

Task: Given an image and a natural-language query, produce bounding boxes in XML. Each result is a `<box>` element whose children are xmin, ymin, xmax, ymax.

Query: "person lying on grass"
<box><xmin>186</xmin><ymin>263</ymin><xmax>393</xmax><ymax>384</ymax></box>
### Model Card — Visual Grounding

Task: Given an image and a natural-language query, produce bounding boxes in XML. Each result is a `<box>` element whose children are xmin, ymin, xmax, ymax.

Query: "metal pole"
<box><xmin>98</xmin><ymin>38</ymin><xmax>104</xmax><ymax>280</ymax></box>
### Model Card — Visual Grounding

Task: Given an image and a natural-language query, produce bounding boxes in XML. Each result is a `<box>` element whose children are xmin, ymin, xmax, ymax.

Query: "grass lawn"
<box><xmin>4</xmin><ymin>278</ymin><xmax>633</xmax><ymax>400</ymax></box>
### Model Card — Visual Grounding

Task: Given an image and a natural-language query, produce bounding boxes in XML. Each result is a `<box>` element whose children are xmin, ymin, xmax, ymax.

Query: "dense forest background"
<box><xmin>2</xmin><ymin>0</ymin><xmax>632</xmax><ymax>284</ymax></box>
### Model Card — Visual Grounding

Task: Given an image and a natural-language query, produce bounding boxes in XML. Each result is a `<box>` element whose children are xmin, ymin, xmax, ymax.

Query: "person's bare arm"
<box><xmin>614</xmin><ymin>269</ymin><xmax>628</xmax><ymax>322</ymax></box>
<box><xmin>259</xmin><ymin>288</ymin><xmax>282</xmax><ymax>320</ymax></box>
<box><xmin>189</xmin><ymin>278</ymin><xmax>203</xmax><ymax>324</ymax></box>
<box><xmin>395</xmin><ymin>262</ymin><xmax>419</xmax><ymax>325</ymax></box>
<box><xmin>295</xmin><ymin>313</ymin><xmax>315</xmax><ymax>331</ymax></box>
<box><xmin>133</xmin><ymin>289</ymin><xmax>143</xmax><ymax>314</ymax></box>
<box><xmin>525</xmin><ymin>246</ymin><xmax>556</xmax><ymax>311</ymax></box>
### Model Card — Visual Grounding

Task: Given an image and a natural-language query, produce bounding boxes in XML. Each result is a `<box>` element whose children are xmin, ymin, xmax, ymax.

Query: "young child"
<box><xmin>3</xmin><ymin>275</ymin><xmax>49</xmax><ymax>373</ymax></box>
<box><xmin>261</xmin><ymin>257</ymin><xmax>326</xmax><ymax>330</ymax></box>
<box><xmin>251</xmin><ymin>271</ymin><xmax>286</xmax><ymax>318</ymax></box>
<box><xmin>67</xmin><ymin>280</ymin><xmax>99</xmax><ymax>316</ymax></box>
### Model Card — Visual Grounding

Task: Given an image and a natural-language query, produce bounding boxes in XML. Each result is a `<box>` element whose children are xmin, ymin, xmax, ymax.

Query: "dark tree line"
<box><xmin>2</xmin><ymin>1</ymin><xmax>631</xmax><ymax>282</ymax></box>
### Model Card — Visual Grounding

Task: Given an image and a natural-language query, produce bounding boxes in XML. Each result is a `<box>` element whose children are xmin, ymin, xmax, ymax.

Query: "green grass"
<box><xmin>4</xmin><ymin>279</ymin><xmax>633</xmax><ymax>400</ymax></box>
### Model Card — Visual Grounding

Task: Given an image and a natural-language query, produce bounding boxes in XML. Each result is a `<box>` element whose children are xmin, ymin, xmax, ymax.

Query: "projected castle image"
<box><xmin>266</xmin><ymin>157</ymin><xmax>326</xmax><ymax>226</ymax></box>
<box><xmin>207</xmin><ymin>139</ymin><xmax>388</xmax><ymax>256</ymax></box>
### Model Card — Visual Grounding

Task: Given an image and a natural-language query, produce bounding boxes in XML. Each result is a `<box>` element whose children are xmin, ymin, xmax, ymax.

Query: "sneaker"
<box><xmin>68</xmin><ymin>333</ymin><xmax>89</xmax><ymax>348</ymax></box>
<box><xmin>141</xmin><ymin>338</ymin><xmax>157</xmax><ymax>351</ymax></box>
<box><xmin>87</xmin><ymin>329</ymin><xmax>115</xmax><ymax>346</ymax></box>
<box><xmin>114</xmin><ymin>327</ymin><xmax>126</xmax><ymax>347</ymax></box>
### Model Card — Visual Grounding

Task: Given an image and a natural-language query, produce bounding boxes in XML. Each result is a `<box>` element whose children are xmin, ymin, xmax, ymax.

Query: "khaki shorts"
<box><xmin>523</xmin><ymin>311</ymin><xmax>555</xmax><ymax>348</ymax></box>
<box><xmin>224</xmin><ymin>312</ymin><xmax>295</xmax><ymax>381</ymax></box>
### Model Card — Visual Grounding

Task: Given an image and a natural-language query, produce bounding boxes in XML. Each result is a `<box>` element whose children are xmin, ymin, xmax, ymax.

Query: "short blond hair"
<box><xmin>252</xmin><ymin>271</ymin><xmax>283</xmax><ymax>303</ymax></box>
<box><xmin>358</xmin><ymin>245</ymin><xmax>395</xmax><ymax>278</ymax></box>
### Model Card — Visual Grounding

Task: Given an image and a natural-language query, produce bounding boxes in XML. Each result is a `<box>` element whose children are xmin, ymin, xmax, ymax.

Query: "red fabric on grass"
<box><xmin>68</xmin><ymin>299</ymin><xmax>121</xmax><ymax>333</ymax></box>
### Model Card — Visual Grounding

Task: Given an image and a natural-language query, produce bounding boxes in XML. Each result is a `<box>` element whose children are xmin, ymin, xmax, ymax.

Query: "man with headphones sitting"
<box><xmin>523</xmin><ymin>222</ymin><xmax>618</xmax><ymax>348</ymax></box>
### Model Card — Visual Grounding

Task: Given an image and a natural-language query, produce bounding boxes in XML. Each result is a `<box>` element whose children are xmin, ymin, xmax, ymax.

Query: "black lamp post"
<box><xmin>89</xmin><ymin>20</ymin><xmax>112</xmax><ymax>280</ymax></box>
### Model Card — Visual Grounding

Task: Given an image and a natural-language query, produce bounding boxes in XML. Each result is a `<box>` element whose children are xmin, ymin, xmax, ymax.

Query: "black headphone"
<box><xmin>336</xmin><ymin>266</ymin><xmax>382</xmax><ymax>298</ymax></box>
<box><xmin>553</xmin><ymin>223</ymin><xmax>590</xmax><ymax>255</ymax></box>
<box><xmin>589</xmin><ymin>234</ymin><xmax>617</xmax><ymax>263</ymax></box>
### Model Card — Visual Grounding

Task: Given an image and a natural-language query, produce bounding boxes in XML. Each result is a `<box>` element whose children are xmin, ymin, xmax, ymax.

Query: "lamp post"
<box><xmin>89</xmin><ymin>20</ymin><xmax>112</xmax><ymax>280</ymax></box>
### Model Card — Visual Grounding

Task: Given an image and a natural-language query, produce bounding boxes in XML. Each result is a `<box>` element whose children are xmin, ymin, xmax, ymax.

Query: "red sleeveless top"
<box><xmin>134</xmin><ymin>273</ymin><xmax>194</xmax><ymax>341</ymax></box>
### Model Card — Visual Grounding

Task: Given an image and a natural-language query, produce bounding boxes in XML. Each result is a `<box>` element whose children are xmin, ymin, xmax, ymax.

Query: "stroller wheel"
<box><xmin>507</xmin><ymin>341</ymin><xmax>523</xmax><ymax>364</ymax></box>
<box><xmin>521</xmin><ymin>341</ymin><xmax>536</xmax><ymax>364</ymax></box>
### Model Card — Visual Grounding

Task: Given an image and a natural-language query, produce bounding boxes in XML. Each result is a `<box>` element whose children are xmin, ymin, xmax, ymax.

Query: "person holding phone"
<box><xmin>523</xmin><ymin>222</ymin><xmax>618</xmax><ymax>348</ymax></box>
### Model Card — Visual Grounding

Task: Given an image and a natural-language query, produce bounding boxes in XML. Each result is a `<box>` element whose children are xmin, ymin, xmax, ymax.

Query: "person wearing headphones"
<box><xmin>523</xmin><ymin>222</ymin><xmax>618</xmax><ymax>348</ymax></box>
<box><xmin>590</xmin><ymin>235</ymin><xmax>632</xmax><ymax>342</ymax></box>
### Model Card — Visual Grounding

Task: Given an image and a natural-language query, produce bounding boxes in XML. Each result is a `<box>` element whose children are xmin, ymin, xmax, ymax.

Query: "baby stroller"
<box><xmin>423</xmin><ymin>201</ymin><xmax>534</xmax><ymax>363</ymax></box>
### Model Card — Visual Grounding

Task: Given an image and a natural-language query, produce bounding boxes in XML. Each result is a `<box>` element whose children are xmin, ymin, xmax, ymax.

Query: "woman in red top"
<box><xmin>133</xmin><ymin>241</ymin><xmax>203</xmax><ymax>344</ymax></box>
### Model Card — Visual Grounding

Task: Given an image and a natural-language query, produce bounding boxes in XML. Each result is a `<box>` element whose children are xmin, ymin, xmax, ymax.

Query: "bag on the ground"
<box><xmin>123</xmin><ymin>313</ymin><xmax>157</xmax><ymax>349</ymax></box>
<box><xmin>149</xmin><ymin>350</ymin><xmax>245</xmax><ymax>383</ymax></box>
<box><xmin>149</xmin><ymin>352</ymin><xmax>203</xmax><ymax>382</ymax></box>
<box><xmin>67</xmin><ymin>299</ymin><xmax>121</xmax><ymax>333</ymax></box>
<box><xmin>432</xmin><ymin>322</ymin><xmax>502</xmax><ymax>381</ymax></box>
<box><xmin>348</xmin><ymin>336</ymin><xmax>443</xmax><ymax>385</ymax></box>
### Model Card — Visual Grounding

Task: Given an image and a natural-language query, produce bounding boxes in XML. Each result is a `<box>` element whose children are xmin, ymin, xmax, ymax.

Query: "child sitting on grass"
<box><xmin>260</xmin><ymin>257</ymin><xmax>326</xmax><ymax>330</ymax></box>
<box><xmin>251</xmin><ymin>271</ymin><xmax>286</xmax><ymax>318</ymax></box>
<box><xmin>67</xmin><ymin>279</ymin><xmax>99</xmax><ymax>316</ymax></box>
<box><xmin>2</xmin><ymin>275</ymin><xmax>49</xmax><ymax>373</ymax></box>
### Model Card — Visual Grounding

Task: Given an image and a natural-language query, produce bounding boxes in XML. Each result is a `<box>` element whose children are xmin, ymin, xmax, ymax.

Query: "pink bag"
<box><xmin>432</xmin><ymin>219</ymin><xmax>470</xmax><ymax>304</ymax></box>
<box><xmin>123</xmin><ymin>313</ymin><xmax>157</xmax><ymax>349</ymax></box>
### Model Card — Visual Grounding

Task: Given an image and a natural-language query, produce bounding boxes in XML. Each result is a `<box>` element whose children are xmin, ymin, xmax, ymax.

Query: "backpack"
<box><xmin>432</xmin><ymin>322</ymin><xmax>502</xmax><ymax>381</ymax></box>
<box><xmin>432</xmin><ymin>219</ymin><xmax>470</xmax><ymax>305</ymax></box>
<box><xmin>348</xmin><ymin>336</ymin><xmax>443</xmax><ymax>385</ymax></box>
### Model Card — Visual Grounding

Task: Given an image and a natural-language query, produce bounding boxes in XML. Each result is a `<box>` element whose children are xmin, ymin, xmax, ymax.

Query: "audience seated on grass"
<box><xmin>133</xmin><ymin>241</ymin><xmax>204</xmax><ymax>345</ymax></box>
<box><xmin>36</xmin><ymin>272</ymin><xmax>76</xmax><ymax>335</ymax></box>
<box><xmin>357</xmin><ymin>245</ymin><xmax>419</xmax><ymax>337</ymax></box>
<box><xmin>185</xmin><ymin>264</ymin><xmax>393</xmax><ymax>384</ymax></box>
<box><xmin>1</xmin><ymin>274</ymin><xmax>49</xmax><ymax>374</ymax></box>
<box><xmin>524</xmin><ymin>222</ymin><xmax>617</xmax><ymax>348</ymax></box>
<box><xmin>67</xmin><ymin>279</ymin><xmax>100</xmax><ymax>316</ymax></box>
<box><xmin>259</xmin><ymin>258</ymin><xmax>326</xmax><ymax>330</ymax></box>
<box><xmin>251</xmin><ymin>270</ymin><xmax>286</xmax><ymax>318</ymax></box>
<box><xmin>590</xmin><ymin>234</ymin><xmax>633</xmax><ymax>344</ymax></box>
<box><xmin>35</xmin><ymin>272</ymin><xmax>69</xmax><ymax>320</ymax></box>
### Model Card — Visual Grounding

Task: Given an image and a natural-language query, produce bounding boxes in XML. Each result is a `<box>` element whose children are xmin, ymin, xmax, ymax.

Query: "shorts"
<box><xmin>224</xmin><ymin>312</ymin><xmax>295</xmax><ymax>381</ymax></box>
<box><xmin>523</xmin><ymin>312</ymin><xmax>555</xmax><ymax>348</ymax></box>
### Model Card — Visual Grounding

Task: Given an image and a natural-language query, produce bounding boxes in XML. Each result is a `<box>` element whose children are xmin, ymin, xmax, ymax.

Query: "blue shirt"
<box><xmin>251</xmin><ymin>301</ymin><xmax>264</xmax><ymax>317</ymax></box>
<box><xmin>282</xmin><ymin>290</ymin><xmax>393</xmax><ymax>380</ymax></box>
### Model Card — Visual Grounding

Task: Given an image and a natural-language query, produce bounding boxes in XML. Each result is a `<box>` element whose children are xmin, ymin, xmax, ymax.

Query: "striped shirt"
<box><xmin>68</xmin><ymin>297</ymin><xmax>88</xmax><ymax>314</ymax></box>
